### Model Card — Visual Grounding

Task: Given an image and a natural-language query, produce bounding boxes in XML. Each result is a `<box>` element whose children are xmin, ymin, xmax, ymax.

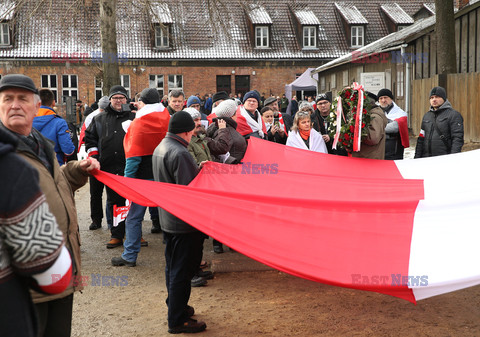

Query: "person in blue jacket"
<box><xmin>33</xmin><ymin>89</ymin><xmax>75</xmax><ymax>166</ymax></box>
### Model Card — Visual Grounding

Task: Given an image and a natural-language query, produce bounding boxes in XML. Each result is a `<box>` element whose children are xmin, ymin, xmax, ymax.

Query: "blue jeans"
<box><xmin>121</xmin><ymin>202</ymin><xmax>146</xmax><ymax>262</ymax></box>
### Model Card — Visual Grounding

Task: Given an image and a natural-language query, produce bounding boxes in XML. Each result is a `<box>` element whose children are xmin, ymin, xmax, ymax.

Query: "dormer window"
<box><xmin>351</xmin><ymin>26</ymin><xmax>364</xmax><ymax>48</ymax></box>
<box><xmin>155</xmin><ymin>25</ymin><xmax>169</xmax><ymax>48</ymax></box>
<box><xmin>255</xmin><ymin>26</ymin><xmax>269</xmax><ymax>48</ymax></box>
<box><xmin>303</xmin><ymin>26</ymin><xmax>317</xmax><ymax>48</ymax></box>
<box><xmin>247</xmin><ymin>4</ymin><xmax>272</xmax><ymax>49</ymax></box>
<box><xmin>0</xmin><ymin>22</ymin><xmax>10</xmax><ymax>46</ymax></box>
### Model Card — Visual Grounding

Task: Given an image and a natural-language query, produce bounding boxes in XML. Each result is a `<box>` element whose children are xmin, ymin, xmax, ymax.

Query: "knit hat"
<box><xmin>430</xmin><ymin>86</ymin><xmax>446</xmax><ymax>101</ymax></box>
<box><xmin>187</xmin><ymin>95</ymin><xmax>201</xmax><ymax>107</ymax></box>
<box><xmin>243</xmin><ymin>90</ymin><xmax>260</xmax><ymax>105</ymax></box>
<box><xmin>139</xmin><ymin>88</ymin><xmax>160</xmax><ymax>104</ymax></box>
<box><xmin>377</xmin><ymin>88</ymin><xmax>394</xmax><ymax>100</ymax></box>
<box><xmin>0</xmin><ymin>74</ymin><xmax>38</xmax><ymax>94</ymax></box>
<box><xmin>264</xmin><ymin>97</ymin><xmax>277</xmax><ymax>106</ymax></box>
<box><xmin>212</xmin><ymin>91</ymin><xmax>229</xmax><ymax>104</ymax></box>
<box><xmin>316</xmin><ymin>93</ymin><xmax>331</xmax><ymax>104</ymax></box>
<box><xmin>213</xmin><ymin>99</ymin><xmax>237</xmax><ymax>118</ymax></box>
<box><xmin>184</xmin><ymin>107</ymin><xmax>201</xmax><ymax>120</ymax></box>
<box><xmin>168</xmin><ymin>110</ymin><xmax>195</xmax><ymax>134</ymax></box>
<box><xmin>108</xmin><ymin>85</ymin><xmax>128</xmax><ymax>99</ymax></box>
<box><xmin>98</xmin><ymin>96</ymin><xmax>110</xmax><ymax>110</ymax></box>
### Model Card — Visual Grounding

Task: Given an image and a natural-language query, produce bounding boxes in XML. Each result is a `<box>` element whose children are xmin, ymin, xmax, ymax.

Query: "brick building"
<box><xmin>0</xmin><ymin>0</ymin><xmax>426</xmax><ymax>112</ymax></box>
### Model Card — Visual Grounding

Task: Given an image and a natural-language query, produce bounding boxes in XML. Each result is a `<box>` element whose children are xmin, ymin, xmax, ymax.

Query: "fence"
<box><xmin>411</xmin><ymin>73</ymin><xmax>480</xmax><ymax>143</ymax></box>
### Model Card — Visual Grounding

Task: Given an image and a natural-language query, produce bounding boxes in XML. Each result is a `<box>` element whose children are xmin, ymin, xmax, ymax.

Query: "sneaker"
<box><xmin>168</xmin><ymin>318</ymin><xmax>206</xmax><ymax>334</ymax></box>
<box><xmin>106</xmin><ymin>238</ymin><xmax>123</xmax><ymax>249</ymax></box>
<box><xmin>151</xmin><ymin>218</ymin><xmax>161</xmax><ymax>233</ymax></box>
<box><xmin>191</xmin><ymin>275</ymin><xmax>207</xmax><ymax>287</ymax></box>
<box><xmin>213</xmin><ymin>245</ymin><xmax>223</xmax><ymax>254</ymax></box>
<box><xmin>141</xmin><ymin>238</ymin><xmax>148</xmax><ymax>247</ymax></box>
<box><xmin>196</xmin><ymin>270</ymin><xmax>214</xmax><ymax>280</ymax></box>
<box><xmin>89</xmin><ymin>221</ymin><xmax>101</xmax><ymax>230</ymax></box>
<box><xmin>111</xmin><ymin>256</ymin><xmax>136</xmax><ymax>267</ymax></box>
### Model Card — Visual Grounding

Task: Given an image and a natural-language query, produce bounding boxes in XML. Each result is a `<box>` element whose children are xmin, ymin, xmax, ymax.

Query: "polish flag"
<box><xmin>32</xmin><ymin>246</ymin><xmax>72</xmax><ymax>294</ymax></box>
<box><xmin>92</xmin><ymin>138</ymin><xmax>480</xmax><ymax>303</ymax></box>
<box><xmin>235</xmin><ymin>105</ymin><xmax>267</xmax><ymax>137</ymax></box>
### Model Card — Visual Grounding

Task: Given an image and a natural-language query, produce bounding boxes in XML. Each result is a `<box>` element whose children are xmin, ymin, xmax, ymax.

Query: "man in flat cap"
<box><xmin>414</xmin><ymin>86</ymin><xmax>464</xmax><ymax>158</ymax></box>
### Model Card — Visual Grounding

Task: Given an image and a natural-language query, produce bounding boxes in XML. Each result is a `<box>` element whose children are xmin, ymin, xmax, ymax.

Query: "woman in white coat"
<box><xmin>286</xmin><ymin>111</ymin><xmax>328</xmax><ymax>153</ymax></box>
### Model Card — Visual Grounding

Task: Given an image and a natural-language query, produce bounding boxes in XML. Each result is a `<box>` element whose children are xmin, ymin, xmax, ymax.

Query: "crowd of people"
<box><xmin>0</xmin><ymin>72</ymin><xmax>465</xmax><ymax>336</ymax></box>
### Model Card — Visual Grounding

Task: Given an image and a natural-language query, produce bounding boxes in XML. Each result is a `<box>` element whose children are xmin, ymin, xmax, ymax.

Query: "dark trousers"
<box><xmin>35</xmin><ymin>294</ymin><xmax>74</xmax><ymax>337</ymax></box>
<box><xmin>106</xmin><ymin>185</ymin><xmax>126</xmax><ymax>240</ymax></box>
<box><xmin>385</xmin><ymin>137</ymin><xmax>405</xmax><ymax>160</ymax></box>
<box><xmin>89</xmin><ymin>176</ymin><xmax>113</xmax><ymax>227</ymax></box>
<box><xmin>164</xmin><ymin>231</ymin><xmax>204</xmax><ymax>328</ymax></box>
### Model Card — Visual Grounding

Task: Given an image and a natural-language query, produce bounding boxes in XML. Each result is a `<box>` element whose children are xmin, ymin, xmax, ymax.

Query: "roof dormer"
<box><xmin>380</xmin><ymin>3</ymin><xmax>414</xmax><ymax>33</ymax></box>
<box><xmin>246</xmin><ymin>4</ymin><xmax>272</xmax><ymax>49</ymax></box>
<box><xmin>150</xmin><ymin>3</ymin><xmax>173</xmax><ymax>50</ymax></box>
<box><xmin>335</xmin><ymin>3</ymin><xmax>368</xmax><ymax>48</ymax></box>
<box><xmin>290</xmin><ymin>4</ymin><xmax>323</xmax><ymax>50</ymax></box>
<box><xmin>413</xmin><ymin>3</ymin><xmax>435</xmax><ymax>21</ymax></box>
<box><xmin>0</xmin><ymin>1</ymin><xmax>15</xmax><ymax>48</ymax></box>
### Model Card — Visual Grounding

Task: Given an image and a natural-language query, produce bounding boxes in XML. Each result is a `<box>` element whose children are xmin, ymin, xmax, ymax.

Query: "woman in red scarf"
<box><xmin>286</xmin><ymin>111</ymin><xmax>327</xmax><ymax>153</ymax></box>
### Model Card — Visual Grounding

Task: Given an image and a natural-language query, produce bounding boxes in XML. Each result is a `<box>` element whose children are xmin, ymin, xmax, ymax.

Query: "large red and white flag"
<box><xmin>92</xmin><ymin>137</ymin><xmax>480</xmax><ymax>303</ymax></box>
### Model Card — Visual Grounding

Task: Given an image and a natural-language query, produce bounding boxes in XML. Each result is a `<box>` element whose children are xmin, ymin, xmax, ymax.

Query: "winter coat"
<box><xmin>188</xmin><ymin>134</ymin><xmax>212</xmax><ymax>165</ymax></box>
<box><xmin>84</xmin><ymin>104</ymin><xmax>135</xmax><ymax>174</ymax></box>
<box><xmin>414</xmin><ymin>100</ymin><xmax>464</xmax><ymax>158</ymax></box>
<box><xmin>33</xmin><ymin>106</ymin><xmax>75</xmax><ymax>166</ymax></box>
<box><xmin>207</xmin><ymin>117</ymin><xmax>247</xmax><ymax>164</ymax></box>
<box><xmin>352</xmin><ymin>106</ymin><xmax>388</xmax><ymax>160</ymax></box>
<box><xmin>0</xmin><ymin>124</ymin><xmax>88</xmax><ymax>303</ymax></box>
<box><xmin>152</xmin><ymin>133</ymin><xmax>200</xmax><ymax>234</ymax></box>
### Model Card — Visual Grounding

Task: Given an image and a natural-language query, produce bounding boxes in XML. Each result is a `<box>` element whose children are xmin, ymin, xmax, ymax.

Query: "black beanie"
<box><xmin>168</xmin><ymin>110</ymin><xmax>195</xmax><ymax>134</ymax></box>
<box><xmin>212</xmin><ymin>91</ymin><xmax>229</xmax><ymax>104</ymax></box>
<box><xmin>316</xmin><ymin>93</ymin><xmax>331</xmax><ymax>104</ymax></box>
<box><xmin>109</xmin><ymin>85</ymin><xmax>128</xmax><ymax>99</ymax></box>
<box><xmin>377</xmin><ymin>88</ymin><xmax>394</xmax><ymax>100</ymax></box>
<box><xmin>139</xmin><ymin>88</ymin><xmax>160</xmax><ymax>104</ymax></box>
<box><xmin>430</xmin><ymin>86</ymin><xmax>446</xmax><ymax>101</ymax></box>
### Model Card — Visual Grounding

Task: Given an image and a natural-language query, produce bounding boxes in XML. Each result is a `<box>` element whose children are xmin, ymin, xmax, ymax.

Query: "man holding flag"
<box><xmin>111</xmin><ymin>88</ymin><xmax>170</xmax><ymax>267</ymax></box>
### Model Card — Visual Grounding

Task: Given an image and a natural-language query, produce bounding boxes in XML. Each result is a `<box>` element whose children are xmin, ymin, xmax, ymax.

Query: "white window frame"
<box><xmin>303</xmin><ymin>26</ymin><xmax>317</xmax><ymax>48</ymax></box>
<box><xmin>120</xmin><ymin>75</ymin><xmax>130</xmax><ymax>98</ymax></box>
<box><xmin>255</xmin><ymin>26</ymin><xmax>269</xmax><ymax>48</ymax></box>
<box><xmin>95</xmin><ymin>77</ymin><xmax>103</xmax><ymax>102</ymax></box>
<box><xmin>168</xmin><ymin>74</ymin><xmax>183</xmax><ymax>92</ymax></box>
<box><xmin>0</xmin><ymin>22</ymin><xmax>10</xmax><ymax>46</ymax></box>
<box><xmin>396</xmin><ymin>64</ymin><xmax>404</xmax><ymax>98</ymax></box>
<box><xmin>320</xmin><ymin>77</ymin><xmax>326</xmax><ymax>92</ymax></box>
<box><xmin>149</xmin><ymin>75</ymin><xmax>164</xmax><ymax>97</ymax></box>
<box><xmin>342</xmin><ymin>70</ymin><xmax>349</xmax><ymax>87</ymax></box>
<box><xmin>62</xmin><ymin>74</ymin><xmax>78</xmax><ymax>103</ymax></box>
<box><xmin>155</xmin><ymin>25</ymin><xmax>169</xmax><ymax>48</ymax></box>
<box><xmin>351</xmin><ymin>26</ymin><xmax>364</xmax><ymax>48</ymax></box>
<box><xmin>331</xmin><ymin>73</ymin><xmax>336</xmax><ymax>90</ymax></box>
<box><xmin>41</xmin><ymin>74</ymin><xmax>58</xmax><ymax>103</ymax></box>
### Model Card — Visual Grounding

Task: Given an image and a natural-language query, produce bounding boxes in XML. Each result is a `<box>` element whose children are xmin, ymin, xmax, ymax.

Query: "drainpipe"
<box><xmin>401</xmin><ymin>44</ymin><xmax>411</xmax><ymax>128</ymax></box>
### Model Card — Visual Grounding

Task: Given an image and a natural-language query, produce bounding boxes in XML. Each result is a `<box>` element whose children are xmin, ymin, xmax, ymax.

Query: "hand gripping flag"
<box><xmin>92</xmin><ymin>137</ymin><xmax>480</xmax><ymax>304</ymax></box>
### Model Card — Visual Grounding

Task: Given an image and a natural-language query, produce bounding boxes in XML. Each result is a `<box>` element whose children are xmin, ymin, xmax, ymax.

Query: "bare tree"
<box><xmin>99</xmin><ymin>0</ymin><xmax>120</xmax><ymax>94</ymax></box>
<box><xmin>435</xmin><ymin>0</ymin><xmax>457</xmax><ymax>74</ymax></box>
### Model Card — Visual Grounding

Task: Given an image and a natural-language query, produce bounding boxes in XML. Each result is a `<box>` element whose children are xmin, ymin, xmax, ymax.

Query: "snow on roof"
<box><xmin>0</xmin><ymin>0</ymin><xmax>15</xmax><ymax>21</ymax></box>
<box><xmin>150</xmin><ymin>3</ymin><xmax>173</xmax><ymax>24</ymax></box>
<box><xmin>423</xmin><ymin>3</ymin><xmax>436</xmax><ymax>15</ymax></box>
<box><xmin>291</xmin><ymin>4</ymin><xmax>321</xmax><ymax>25</ymax></box>
<box><xmin>335</xmin><ymin>3</ymin><xmax>368</xmax><ymax>25</ymax></box>
<box><xmin>381</xmin><ymin>3</ymin><xmax>414</xmax><ymax>24</ymax></box>
<box><xmin>247</xmin><ymin>4</ymin><xmax>272</xmax><ymax>25</ymax></box>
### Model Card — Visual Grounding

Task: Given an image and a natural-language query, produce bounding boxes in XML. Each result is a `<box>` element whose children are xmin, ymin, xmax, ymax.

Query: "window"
<box><xmin>120</xmin><ymin>75</ymin><xmax>130</xmax><ymax>98</ymax></box>
<box><xmin>303</xmin><ymin>26</ymin><xmax>317</xmax><ymax>48</ymax></box>
<box><xmin>216</xmin><ymin>75</ymin><xmax>231</xmax><ymax>95</ymax></box>
<box><xmin>149</xmin><ymin>75</ymin><xmax>164</xmax><ymax>97</ymax></box>
<box><xmin>235</xmin><ymin>75</ymin><xmax>250</xmax><ymax>96</ymax></box>
<box><xmin>155</xmin><ymin>25</ymin><xmax>169</xmax><ymax>48</ymax></box>
<box><xmin>320</xmin><ymin>77</ymin><xmax>326</xmax><ymax>92</ymax></box>
<box><xmin>255</xmin><ymin>26</ymin><xmax>269</xmax><ymax>48</ymax></box>
<box><xmin>331</xmin><ymin>73</ymin><xmax>336</xmax><ymax>90</ymax></box>
<box><xmin>342</xmin><ymin>70</ymin><xmax>349</xmax><ymax>87</ymax></box>
<box><xmin>168</xmin><ymin>75</ymin><xmax>183</xmax><ymax>92</ymax></box>
<box><xmin>351</xmin><ymin>26</ymin><xmax>364</xmax><ymax>47</ymax></box>
<box><xmin>41</xmin><ymin>75</ymin><xmax>58</xmax><ymax>102</ymax></box>
<box><xmin>62</xmin><ymin>74</ymin><xmax>78</xmax><ymax>102</ymax></box>
<box><xmin>95</xmin><ymin>77</ymin><xmax>103</xmax><ymax>102</ymax></box>
<box><xmin>396</xmin><ymin>64</ymin><xmax>404</xmax><ymax>97</ymax></box>
<box><xmin>0</xmin><ymin>23</ymin><xmax>10</xmax><ymax>46</ymax></box>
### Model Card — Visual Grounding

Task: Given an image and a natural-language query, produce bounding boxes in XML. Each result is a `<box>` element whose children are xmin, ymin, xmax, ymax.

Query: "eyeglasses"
<box><xmin>297</xmin><ymin>111</ymin><xmax>311</xmax><ymax>116</ymax></box>
<box><xmin>111</xmin><ymin>96</ymin><xmax>126</xmax><ymax>101</ymax></box>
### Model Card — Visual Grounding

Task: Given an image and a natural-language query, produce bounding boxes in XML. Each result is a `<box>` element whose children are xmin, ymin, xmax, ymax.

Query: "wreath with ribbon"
<box><xmin>327</xmin><ymin>83</ymin><xmax>372</xmax><ymax>153</ymax></box>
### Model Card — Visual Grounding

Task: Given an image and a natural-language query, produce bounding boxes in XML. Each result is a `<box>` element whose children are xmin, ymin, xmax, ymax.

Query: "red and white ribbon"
<box><xmin>352</xmin><ymin>82</ymin><xmax>364</xmax><ymax>152</ymax></box>
<box><xmin>332</xmin><ymin>96</ymin><xmax>343</xmax><ymax>150</ymax></box>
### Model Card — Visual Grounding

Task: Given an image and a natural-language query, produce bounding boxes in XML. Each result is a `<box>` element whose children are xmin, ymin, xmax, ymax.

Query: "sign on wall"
<box><xmin>360</xmin><ymin>72</ymin><xmax>385</xmax><ymax>94</ymax></box>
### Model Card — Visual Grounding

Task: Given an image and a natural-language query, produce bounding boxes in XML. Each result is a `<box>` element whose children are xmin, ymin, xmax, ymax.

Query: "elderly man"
<box><xmin>0</xmin><ymin>74</ymin><xmax>99</xmax><ymax>337</ymax></box>
<box><xmin>111</xmin><ymin>88</ymin><xmax>169</xmax><ymax>267</ymax></box>
<box><xmin>153</xmin><ymin>111</ymin><xmax>207</xmax><ymax>334</ymax></box>
<box><xmin>414</xmin><ymin>86</ymin><xmax>464</xmax><ymax>158</ymax></box>
<box><xmin>237</xmin><ymin>90</ymin><xmax>266</xmax><ymax>139</ymax></box>
<box><xmin>377</xmin><ymin>88</ymin><xmax>409</xmax><ymax>160</ymax></box>
<box><xmin>311</xmin><ymin>93</ymin><xmax>334</xmax><ymax>153</ymax></box>
<box><xmin>166</xmin><ymin>89</ymin><xmax>185</xmax><ymax>115</ymax></box>
<box><xmin>85</xmin><ymin>85</ymin><xmax>135</xmax><ymax>249</ymax></box>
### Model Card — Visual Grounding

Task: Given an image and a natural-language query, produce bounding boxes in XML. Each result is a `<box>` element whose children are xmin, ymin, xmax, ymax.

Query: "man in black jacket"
<box><xmin>85</xmin><ymin>85</ymin><xmax>135</xmax><ymax>248</ymax></box>
<box><xmin>152</xmin><ymin>111</ymin><xmax>207</xmax><ymax>334</ymax></box>
<box><xmin>414</xmin><ymin>86</ymin><xmax>464</xmax><ymax>158</ymax></box>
